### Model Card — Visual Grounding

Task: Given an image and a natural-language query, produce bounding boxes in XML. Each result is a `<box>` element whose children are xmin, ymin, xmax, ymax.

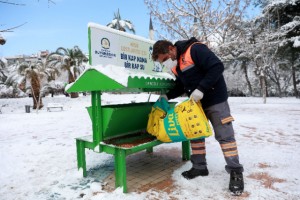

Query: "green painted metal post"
<box><xmin>91</xmin><ymin>91</ymin><xmax>102</xmax><ymax>145</ymax></box>
<box><xmin>88</xmin><ymin>27</ymin><xmax>92</xmax><ymax>65</ymax></box>
<box><xmin>182</xmin><ymin>141</ymin><xmax>191</xmax><ymax>160</ymax></box>
<box><xmin>146</xmin><ymin>147</ymin><xmax>153</xmax><ymax>153</ymax></box>
<box><xmin>114</xmin><ymin>149</ymin><xmax>127</xmax><ymax>193</ymax></box>
<box><xmin>76</xmin><ymin>140</ymin><xmax>87</xmax><ymax>177</ymax></box>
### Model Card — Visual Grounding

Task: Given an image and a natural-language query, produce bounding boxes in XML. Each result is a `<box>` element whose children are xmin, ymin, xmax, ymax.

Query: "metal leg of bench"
<box><xmin>182</xmin><ymin>141</ymin><xmax>191</xmax><ymax>160</ymax></box>
<box><xmin>146</xmin><ymin>147</ymin><xmax>153</xmax><ymax>153</ymax></box>
<box><xmin>114</xmin><ymin>149</ymin><xmax>127</xmax><ymax>193</ymax></box>
<box><xmin>76</xmin><ymin>140</ymin><xmax>87</xmax><ymax>177</ymax></box>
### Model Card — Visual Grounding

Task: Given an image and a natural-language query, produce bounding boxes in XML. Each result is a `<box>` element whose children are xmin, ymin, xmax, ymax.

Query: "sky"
<box><xmin>0</xmin><ymin>0</ymin><xmax>151</xmax><ymax>57</ymax></box>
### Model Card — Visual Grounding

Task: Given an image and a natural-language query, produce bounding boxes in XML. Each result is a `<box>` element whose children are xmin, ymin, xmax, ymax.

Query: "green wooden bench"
<box><xmin>66</xmin><ymin>68</ymin><xmax>191</xmax><ymax>193</ymax></box>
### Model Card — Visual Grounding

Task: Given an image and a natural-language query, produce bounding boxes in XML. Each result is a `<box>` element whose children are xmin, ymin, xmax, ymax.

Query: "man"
<box><xmin>152</xmin><ymin>37</ymin><xmax>244</xmax><ymax>195</ymax></box>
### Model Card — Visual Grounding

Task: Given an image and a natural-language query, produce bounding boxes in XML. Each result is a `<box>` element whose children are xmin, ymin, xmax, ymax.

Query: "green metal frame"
<box><xmin>67</xmin><ymin>69</ymin><xmax>190</xmax><ymax>193</ymax></box>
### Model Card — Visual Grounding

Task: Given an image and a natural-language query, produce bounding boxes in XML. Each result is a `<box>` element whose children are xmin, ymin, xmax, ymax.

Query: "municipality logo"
<box><xmin>95</xmin><ymin>37</ymin><xmax>116</xmax><ymax>58</ymax></box>
<box><xmin>101</xmin><ymin>38</ymin><xmax>110</xmax><ymax>49</ymax></box>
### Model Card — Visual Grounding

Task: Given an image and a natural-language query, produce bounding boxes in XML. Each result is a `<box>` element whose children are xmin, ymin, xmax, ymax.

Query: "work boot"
<box><xmin>229</xmin><ymin>170</ymin><xmax>244</xmax><ymax>196</ymax></box>
<box><xmin>181</xmin><ymin>167</ymin><xmax>209</xmax><ymax>179</ymax></box>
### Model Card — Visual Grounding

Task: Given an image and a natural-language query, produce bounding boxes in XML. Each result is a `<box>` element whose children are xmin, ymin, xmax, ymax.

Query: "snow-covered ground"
<box><xmin>0</xmin><ymin>94</ymin><xmax>299</xmax><ymax>200</ymax></box>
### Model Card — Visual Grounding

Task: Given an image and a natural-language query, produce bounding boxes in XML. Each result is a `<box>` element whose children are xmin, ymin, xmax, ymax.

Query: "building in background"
<box><xmin>5</xmin><ymin>50</ymin><xmax>49</xmax><ymax>66</ymax></box>
<box><xmin>149</xmin><ymin>16</ymin><xmax>154</xmax><ymax>40</ymax></box>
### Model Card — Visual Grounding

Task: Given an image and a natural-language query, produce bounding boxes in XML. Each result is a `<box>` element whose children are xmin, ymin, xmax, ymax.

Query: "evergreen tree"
<box><xmin>263</xmin><ymin>0</ymin><xmax>300</xmax><ymax>97</ymax></box>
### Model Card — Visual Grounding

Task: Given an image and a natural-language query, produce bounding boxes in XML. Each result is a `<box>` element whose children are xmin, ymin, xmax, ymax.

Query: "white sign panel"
<box><xmin>88</xmin><ymin>23</ymin><xmax>165</xmax><ymax>74</ymax></box>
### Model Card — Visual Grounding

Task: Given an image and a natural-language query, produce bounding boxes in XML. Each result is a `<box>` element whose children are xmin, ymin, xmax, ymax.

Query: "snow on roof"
<box><xmin>88</xmin><ymin>22</ymin><xmax>155</xmax><ymax>44</ymax></box>
<box><xmin>91</xmin><ymin>64</ymin><xmax>175</xmax><ymax>86</ymax></box>
<box><xmin>65</xmin><ymin>64</ymin><xmax>175</xmax><ymax>91</ymax></box>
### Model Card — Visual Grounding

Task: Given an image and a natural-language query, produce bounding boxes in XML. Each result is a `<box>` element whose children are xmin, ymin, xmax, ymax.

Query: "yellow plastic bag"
<box><xmin>147</xmin><ymin>98</ymin><xmax>212</xmax><ymax>143</ymax></box>
<box><xmin>146</xmin><ymin>98</ymin><xmax>170</xmax><ymax>142</ymax></box>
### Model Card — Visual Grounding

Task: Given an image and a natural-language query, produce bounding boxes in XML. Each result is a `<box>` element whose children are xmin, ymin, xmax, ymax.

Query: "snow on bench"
<box><xmin>47</xmin><ymin>103</ymin><xmax>63</xmax><ymax>112</ymax></box>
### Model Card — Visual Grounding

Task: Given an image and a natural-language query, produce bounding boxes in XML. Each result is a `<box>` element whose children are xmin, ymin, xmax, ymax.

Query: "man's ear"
<box><xmin>169</xmin><ymin>45</ymin><xmax>175</xmax><ymax>53</ymax></box>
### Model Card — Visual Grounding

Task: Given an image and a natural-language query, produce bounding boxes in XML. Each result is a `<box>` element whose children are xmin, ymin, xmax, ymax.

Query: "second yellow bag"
<box><xmin>147</xmin><ymin>98</ymin><xmax>212</xmax><ymax>142</ymax></box>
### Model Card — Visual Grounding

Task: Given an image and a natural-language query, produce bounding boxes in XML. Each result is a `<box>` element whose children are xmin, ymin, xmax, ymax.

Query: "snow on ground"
<box><xmin>0</xmin><ymin>94</ymin><xmax>300</xmax><ymax>200</ymax></box>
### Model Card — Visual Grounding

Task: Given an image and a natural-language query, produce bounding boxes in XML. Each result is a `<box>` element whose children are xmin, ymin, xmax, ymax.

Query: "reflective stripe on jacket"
<box><xmin>171</xmin><ymin>42</ymin><xmax>202</xmax><ymax>76</ymax></box>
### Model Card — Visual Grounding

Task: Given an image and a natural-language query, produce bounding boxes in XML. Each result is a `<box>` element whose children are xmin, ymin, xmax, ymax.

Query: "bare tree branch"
<box><xmin>48</xmin><ymin>0</ymin><xmax>55</xmax><ymax>5</ymax></box>
<box><xmin>0</xmin><ymin>0</ymin><xmax>56</xmax><ymax>6</ymax></box>
<box><xmin>0</xmin><ymin>1</ymin><xmax>25</xmax><ymax>6</ymax></box>
<box><xmin>0</xmin><ymin>22</ymin><xmax>27</xmax><ymax>32</ymax></box>
<box><xmin>145</xmin><ymin>0</ymin><xmax>252</xmax><ymax>45</ymax></box>
<box><xmin>37</xmin><ymin>0</ymin><xmax>56</xmax><ymax>6</ymax></box>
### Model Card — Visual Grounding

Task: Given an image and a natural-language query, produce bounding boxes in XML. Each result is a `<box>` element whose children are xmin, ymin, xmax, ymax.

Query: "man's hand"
<box><xmin>191</xmin><ymin>89</ymin><xmax>204</xmax><ymax>102</ymax></box>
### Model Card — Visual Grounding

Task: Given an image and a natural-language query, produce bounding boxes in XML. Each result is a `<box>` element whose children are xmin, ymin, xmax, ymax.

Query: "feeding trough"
<box><xmin>66</xmin><ymin>23</ymin><xmax>191</xmax><ymax>193</ymax></box>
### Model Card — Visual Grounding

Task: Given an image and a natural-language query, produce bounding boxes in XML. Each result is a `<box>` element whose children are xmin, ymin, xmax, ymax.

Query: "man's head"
<box><xmin>152</xmin><ymin>40</ymin><xmax>177</xmax><ymax>63</ymax></box>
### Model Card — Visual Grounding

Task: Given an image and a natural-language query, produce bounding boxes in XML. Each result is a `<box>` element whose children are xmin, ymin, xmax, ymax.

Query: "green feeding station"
<box><xmin>66</xmin><ymin>23</ymin><xmax>191</xmax><ymax>193</ymax></box>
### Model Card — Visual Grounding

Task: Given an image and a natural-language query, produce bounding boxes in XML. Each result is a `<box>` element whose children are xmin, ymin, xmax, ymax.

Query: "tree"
<box><xmin>5</xmin><ymin>61</ymin><xmax>47</xmax><ymax>109</ymax></box>
<box><xmin>222</xmin><ymin>0</ymin><xmax>300</xmax><ymax>99</ymax></box>
<box><xmin>46</xmin><ymin>46</ymin><xmax>87</xmax><ymax>98</ymax></box>
<box><xmin>276</xmin><ymin>41</ymin><xmax>300</xmax><ymax>98</ymax></box>
<box><xmin>257</xmin><ymin>0</ymin><xmax>300</xmax><ymax>98</ymax></box>
<box><xmin>254</xmin><ymin>52</ymin><xmax>271</xmax><ymax>102</ymax></box>
<box><xmin>0</xmin><ymin>58</ymin><xmax>7</xmax><ymax>83</ymax></box>
<box><xmin>40</xmin><ymin>59</ymin><xmax>62</xmax><ymax>97</ymax></box>
<box><xmin>269</xmin><ymin>1</ymin><xmax>300</xmax><ymax>98</ymax></box>
<box><xmin>144</xmin><ymin>0</ymin><xmax>252</xmax><ymax>45</ymax></box>
<box><xmin>253</xmin><ymin>0</ymin><xmax>268</xmax><ymax>8</ymax></box>
<box><xmin>107</xmin><ymin>9</ymin><xmax>135</xmax><ymax>34</ymax></box>
<box><xmin>0</xmin><ymin>0</ymin><xmax>55</xmax><ymax>6</ymax></box>
<box><xmin>219</xmin><ymin>20</ymin><xmax>261</xmax><ymax>96</ymax></box>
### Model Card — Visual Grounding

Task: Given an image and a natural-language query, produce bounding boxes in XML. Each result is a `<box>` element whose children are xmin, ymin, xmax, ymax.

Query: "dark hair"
<box><xmin>152</xmin><ymin>40</ymin><xmax>173</xmax><ymax>61</ymax></box>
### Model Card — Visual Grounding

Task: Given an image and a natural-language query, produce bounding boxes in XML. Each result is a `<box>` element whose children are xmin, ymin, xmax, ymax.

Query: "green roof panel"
<box><xmin>66</xmin><ymin>69</ymin><xmax>125</xmax><ymax>93</ymax></box>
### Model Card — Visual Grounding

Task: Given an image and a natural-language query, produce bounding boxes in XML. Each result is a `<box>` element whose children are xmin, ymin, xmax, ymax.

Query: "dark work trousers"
<box><xmin>190</xmin><ymin>100</ymin><xmax>244</xmax><ymax>173</ymax></box>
